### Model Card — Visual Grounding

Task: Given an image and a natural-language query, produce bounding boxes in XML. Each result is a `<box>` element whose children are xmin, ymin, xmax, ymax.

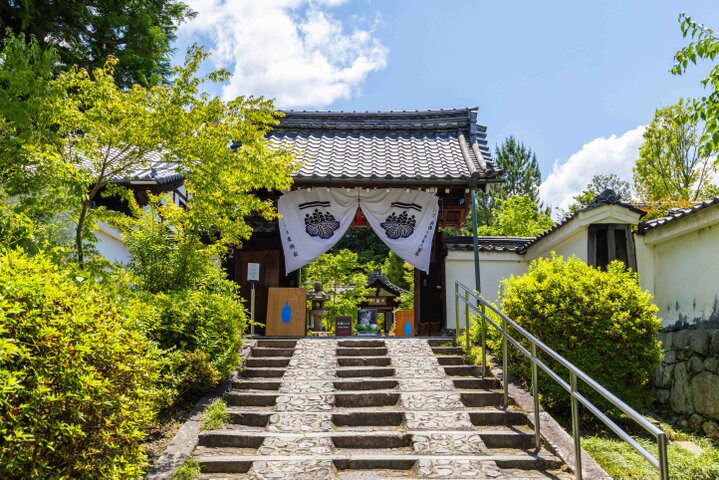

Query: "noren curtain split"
<box><xmin>278</xmin><ymin>188</ymin><xmax>439</xmax><ymax>274</ymax></box>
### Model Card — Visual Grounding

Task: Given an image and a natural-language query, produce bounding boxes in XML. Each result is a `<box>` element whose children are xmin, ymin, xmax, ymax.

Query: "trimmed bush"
<box><xmin>478</xmin><ymin>254</ymin><xmax>662</xmax><ymax>412</ymax></box>
<box><xmin>142</xmin><ymin>281</ymin><xmax>245</xmax><ymax>398</ymax></box>
<box><xmin>0</xmin><ymin>249</ymin><xmax>159</xmax><ymax>479</ymax></box>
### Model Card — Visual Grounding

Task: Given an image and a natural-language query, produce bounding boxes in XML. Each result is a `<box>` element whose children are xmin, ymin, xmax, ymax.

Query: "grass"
<box><xmin>172</xmin><ymin>459</ymin><xmax>201</xmax><ymax>480</ymax></box>
<box><xmin>200</xmin><ymin>399</ymin><xmax>230</xmax><ymax>431</ymax></box>
<box><xmin>583</xmin><ymin>432</ymin><xmax>719</xmax><ymax>480</ymax></box>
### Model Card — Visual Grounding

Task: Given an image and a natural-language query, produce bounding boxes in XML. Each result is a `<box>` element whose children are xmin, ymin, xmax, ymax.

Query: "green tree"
<box><xmin>566</xmin><ymin>174</ymin><xmax>632</xmax><ymax>214</ymax></box>
<box><xmin>0</xmin><ymin>37</ymin><xmax>294</xmax><ymax>265</ymax></box>
<box><xmin>383</xmin><ymin>251</ymin><xmax>410</xmax><ymax>290</ymax></box>
<box><xmin>672</xmin><ymin>14</ymin><xmax>719</xmax><ymax>159</ymax></box>
<box><xmin>634</xmin><ymin>99</ymin><xmax>718</xmax><ymax>202</ymax></box>
<box><xmin>493</xmin><ymin>136</ymin><xmax>543</xmax><ymax>203</ymax></box>
<box><xmin>331</xmin><ymin>227</ymin><xmax>389</xmax><ymax>266</ymax></box>
<box><xmin>303</xmin><ymin>249</ymin><xmax>370</xmax><ymax>328</ymax></box>
<box><xmin>477</xmin><ymin>136</ymin><xmax>544</xmax><ymax>228</ymax></box>
<box><xmin>477</xmin><ymin>195</ymin><xmax>554</xmax><ymax>237</ymax></box>
<box><xmin>0</xmin><ymin>0</ymin><xmax>195</xmax><ymax>87</ymax></box>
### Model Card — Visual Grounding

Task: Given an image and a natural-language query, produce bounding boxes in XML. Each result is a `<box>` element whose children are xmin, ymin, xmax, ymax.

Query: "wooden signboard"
<box><xmin>395</xmin><ymin>310</ymin><xmax>415</xmax><ymax>337</ymax></box>
<box><xmin>335</xmin><ymin>316</ymin><xmax>353</xmax><ymax>336</ymax></box>
<box><xmin>266</xmin><ymin>287</ymin><xmax>307</xmax><ymax>337</ymax></box>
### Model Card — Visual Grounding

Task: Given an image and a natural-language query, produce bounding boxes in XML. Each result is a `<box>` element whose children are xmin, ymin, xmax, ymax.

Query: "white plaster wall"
<box><xmin>527</xmin><ymin>229</ymin><xmax>588</xmax><ymax>263</ymax></box>
<box><xmin>444</xmin><ymin>250</ymin><xmax>528</xmax><ymax>329</ymax></box>
<box><xmin>95</xmin><ymin>223</ymin><xmax>131</xmax><ymax>264</ymax></box>
<box><xmin>636</xmin><ymin>212</ymin><xmax>719</xmax><ymax>328</ymax></box>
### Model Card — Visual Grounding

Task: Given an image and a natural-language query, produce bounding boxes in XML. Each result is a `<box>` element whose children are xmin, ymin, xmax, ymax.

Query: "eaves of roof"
<box><xmin>637</xmin><ymin>197</ymin><xmax>719</xmax><ymax>234</ymax></box>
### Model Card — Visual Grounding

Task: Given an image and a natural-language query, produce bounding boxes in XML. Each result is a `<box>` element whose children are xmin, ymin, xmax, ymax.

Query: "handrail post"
<box><xmin>502</xmin><ymin>315</ymin><xmax>508</xmax><ymax>409</ymax></box>
<box><xmin>464</xmin><ymin>290</ymin><xmax>470</xmax><ymax>353</ymax></box>
<box><xmin>454</xmin><ymin>283</ymin><xmax>460</xmax><ymax>347</ymax></box>
<box><xmin>531</xmin><ymin>342</ymin><xmax>541</xmax><ymax>450</ymax></box>
<box><xmin>658</xmin><ymin>432</ymin><xmax>669</xmax><ymax>480</ymax></box>
<box><xmin>480</xmin><ymin>304</ymin><xmax>487</xmax><ymax>378</ymax></box>
<box><xmin>570</xmin><ymin>372</ymin><xmax>583</xmax><ymax>480</ymax></box>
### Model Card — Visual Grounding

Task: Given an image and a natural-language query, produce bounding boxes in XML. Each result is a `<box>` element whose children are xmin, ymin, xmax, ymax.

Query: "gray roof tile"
<box><xmin>638</xmin><ymin>197</ymin><xmax>719</xmax><ymax>233</ymax></box>
<box><xmin>268</xmin><ymin>107</ymin><xmax>497</xmax><ymax>186</ymax></box>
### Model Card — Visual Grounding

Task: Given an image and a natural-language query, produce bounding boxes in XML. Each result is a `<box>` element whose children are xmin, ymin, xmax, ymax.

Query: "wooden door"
<box><xmin>235</xmin><ymin>249</ymin><xmax>281</xmax><ymax>334</ymax></box>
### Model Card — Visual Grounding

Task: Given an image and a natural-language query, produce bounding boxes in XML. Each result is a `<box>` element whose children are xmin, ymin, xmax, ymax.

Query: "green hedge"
<box><xmin>141</xmin><ymin>281</ymin><xmax>245</xmax><ymax>400</ymax></box>
<box><xmin>474</xmin><ymin>254</ymin><xmax>662</xmax><ymax>412</ymax></box>
<box><xmin>0</xmin><ymin>249</ymin><xmax>158</xmax><ymax>479</ymax></box>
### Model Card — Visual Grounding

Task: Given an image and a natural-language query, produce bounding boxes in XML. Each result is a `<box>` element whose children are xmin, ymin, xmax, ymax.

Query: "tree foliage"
<box><xmin>634</xmin><ymin>99</ymin><xmax>718</xmax><ymax>202</ymax></box>
<box><xmin>493</xmin><ymin>136</ymin><xmax>543</xmax><ymax>203</ymax></box>
<box><xmin>477</xmin><ymin>195</ymin><xmax>554</xmax><ymax>237</ymax></box>
<box><xmin>672</xmin><ymin>14</ymin><xmax>719</xmax><ymax>159</ymax></box>
<box><xmin>0</xmin><ymin>36</ymin><xmax>294</xmax><ymax>264</ymax></box>
<box><xmin>566</xmin><ymin>174</ymin><xmax>632</xmax><ymax>214</ymax></box>
<box><xmin>475</xmin><ymin>254</ymin><xmax>662</xmax><ymax>412</ymax></box>
<box><xmin>303</xmin><ymin>249</ymin><xmax>370</xmax><ymax>329</ymax></box>
<box><xmin>331</xmin><ymin>227</ymin><xmax>389</xmax><ymax>266</ymax></box>
<box><xmin>0</xmin><ymin>249</ymin><xmax>159</xmax><ymax>479</ymax></box>
<box><xmin>475</xmin><ymin>136</ymin><xmax>544</xmax><ymax>229</ymax></box>
<box><xmin>0</xmin><ymin>0</ymin><xmax>195</xmax><ymax>87</ymax></box>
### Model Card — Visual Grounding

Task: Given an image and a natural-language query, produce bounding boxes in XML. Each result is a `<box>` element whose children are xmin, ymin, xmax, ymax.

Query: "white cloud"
<box><xmin>539</xmin><ymin>126</ymin><xmax>646</xmax><ymax>216</ymax></box>
<box><xmin>178</xmin><ymin>0</ymin><xmax>388</xmax><ymax>107</ymax></box>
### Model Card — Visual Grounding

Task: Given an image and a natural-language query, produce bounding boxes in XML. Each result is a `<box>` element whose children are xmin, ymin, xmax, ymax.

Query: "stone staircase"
<box><xmin>191</xmin><ymin>338</ymin><xmax>573</xmax><ymax>479</ymax></box>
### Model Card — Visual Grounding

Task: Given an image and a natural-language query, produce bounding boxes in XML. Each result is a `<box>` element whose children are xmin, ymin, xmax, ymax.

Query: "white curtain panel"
<box><xmin>359</xmin><ymin>188</ymin><xmax>439</xmax><ymax>273</ymax></box>
<box><xmin>278</xmin><ymin>188</ymin><xmax>359</xmax><ymax>274</ymax></box>
<box><xmin>277</xmin><ymin>188</ymin><xmax>439</xmax><ymax>274</ymax></box>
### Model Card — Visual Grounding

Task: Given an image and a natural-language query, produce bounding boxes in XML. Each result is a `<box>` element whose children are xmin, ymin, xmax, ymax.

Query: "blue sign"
<box><xmin>281</xmin><ymin>300</ymin><xmax>291</xmax><ymax>323</ymax></box>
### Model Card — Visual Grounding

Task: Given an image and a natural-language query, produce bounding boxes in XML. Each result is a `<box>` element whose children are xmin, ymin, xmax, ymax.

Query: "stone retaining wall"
<box><xmin>654</xmin><ymin>328</ymin><xmax>719</xmax><ymax>440</ymax></box>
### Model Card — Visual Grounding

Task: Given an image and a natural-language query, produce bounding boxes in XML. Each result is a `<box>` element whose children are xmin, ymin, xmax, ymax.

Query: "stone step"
<box><xmin>226</xmin><ymin>411</ymin><xmax>272</xmax><ymax>427</ymax></box>
<box><xmin>338</xmin><ymin>339</ymin><xmax>385</xmax><ymax>348</ymax></box>
<box><xmin>427</xmin><ymin>338</ymin><xmax>455</xmax><ymax>347</ymax></box>
<box><xmin>332</xmin><ymin>411</ymin><xmax>405</xmax><ymax>427</ymax></box>
<box><xmin>443</xmin><ymin>365</ymin><xmax>481</xmax><ymax>376</ymax></box>
<box><xmin>249</xmin><ymin>347</ymin><xmax>295</xmax><ymax>357</ymax></box>
<box><xmin>333</xmin><ymin>379</ymin><xmax>399</xmax><ymax>390</ymax></box>
<box><xmin>334</xmin><ymin>392</ymin><xmax>400</xmax><ymax>408</ymax></box>
<box><xmin>431</xmin><ymin>346</ymin><xmax>463</xmax><ymax>355</ymax></box>
<box><xmin>452</xmin><ymin>377</ymin><xmax>501</xmax><ymax>389</ymax></box>
<box><xmin>436</xmin><ymin>355</ymin><xmax>465</xmax><ymax>365</ymax></box>
<box><xmin>336</xmin><ymin>367</ymin><xmax>395</xmax><ymax>378</ymax></box>
<box><xmin>255</xmin><ymin>339</ymin><xmax>297</xmax><ymax>348</ymax></box>
<box><xmin>460</xmin><ymin>391</ymin><xmax>509</xmax><ymax>407</ymax></box>
<box><xmin>337</xmin><ymin>356</ymin><xmax>391</xmax><ymax>367</ymax></box>
<box><xmin>479</xmin><ymin>430</ymin><xmax>536</xmax><ymax>449</ymax></box>
<box><xmin>331</xmin><ymin>433</ymin><xmax>413</xmax><ymax>449</ymax></box>
<box><xmin>240</xmin><ymin>367</ymin><xmax>286</xmax><ymax>378</ymax></box>
<box><xmin>469</xmin><ymin>409</ymin><xmax>528</xmax><ymax>426</ymax></box>
<box><xmin>336</xmin><ymin>347</ymin><xmax>388</xmax><ymax>357</ymax></box>
<box><xmin>194</xmin><ymin>453</ymin><xmax>563</xmax><ymax>474</ymax></box>
<box><xmin>198</xmin><ymin>430</ymin><xmax>265</xmax><ymax>448</ymax></box>
<box><xmin>231</xmin><ymin>379</ymin><xmax>282</xmax><ymax>390</ymax></box>
<box><xmin>245</xmin><ymin>357</ymin><xmax>290</xmax><ymax>368</ymax></box>
<box><xmin>223</xmin><ymin>391</ymin><xmax>278</xmax><ymax>407</ymax></box>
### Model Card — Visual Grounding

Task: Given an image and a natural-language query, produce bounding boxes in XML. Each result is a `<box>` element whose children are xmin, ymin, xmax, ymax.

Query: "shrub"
<box><xmin>0</xmin><ymin>249</ymin><xmax>159</xmax><ymax>479</ymax></box>
<box><xmin>172</xmin><ymin>459</ymin><xmax>201</xmax><ymax>480</ymax></box>
<box><xmin>141</xmin><ymin>280</ymin><xmax>245</xmax><ymax>397</ymax></box>
<box><xmin>480</xmin><ymin>254</ymin><xmax>662</xmax><ymax>412</ymax></box>
<box><xmin>201</xmin><ymin>399</ymin><xmax>230</xmax><ymax>431</ymax></box>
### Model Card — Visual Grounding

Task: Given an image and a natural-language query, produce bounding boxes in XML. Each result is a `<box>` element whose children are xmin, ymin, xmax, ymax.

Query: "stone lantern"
<box><xmin>307</xmin><ymin>282</ymin><xmax>330</xmax><ymax>332</ymax></box>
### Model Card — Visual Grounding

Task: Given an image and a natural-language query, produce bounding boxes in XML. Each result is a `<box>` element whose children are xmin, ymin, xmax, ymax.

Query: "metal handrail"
<box><xmin>454</xmin><ymin>281</ymin><xmax>669</xmax><ymax>480</ymax></box>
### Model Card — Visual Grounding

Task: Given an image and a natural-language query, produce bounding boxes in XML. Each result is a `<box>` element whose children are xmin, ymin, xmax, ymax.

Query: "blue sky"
<box><xmin>174</xmin><ymin>0</ymin><xmax>719</xmax><ymax>212</ymax></box>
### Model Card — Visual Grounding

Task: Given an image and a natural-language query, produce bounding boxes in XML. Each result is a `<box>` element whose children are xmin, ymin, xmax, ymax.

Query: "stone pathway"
<box><xmin>192</xmin><ymin>338</ymin><xmax>573</xmax><ymax>479</ymax></box>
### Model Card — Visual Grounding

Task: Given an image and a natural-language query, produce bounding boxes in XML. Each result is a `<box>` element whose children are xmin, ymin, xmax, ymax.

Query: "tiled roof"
<box><xmin>445</xmin><ymin>190</ymin><xmax>645</xmax><ymax>255</ymax></box>
<box><xmin>366</xmin><ymin>269</ymin><xmax>409</xmax><ymax>295</ymax></box>
<box><xmin>445</xmin><ymin>236</ymin><xmax>533</xmax><ymax>253</ymax></box>
<box><xmin>267</xmin><ymin>107</ymin><xmax>498</xmax><ymax>187</ymax></box>
<box><xmin>637</xmin><ymin>197</ymin><xmax>719</xmax><ymax>233</ymax></box>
